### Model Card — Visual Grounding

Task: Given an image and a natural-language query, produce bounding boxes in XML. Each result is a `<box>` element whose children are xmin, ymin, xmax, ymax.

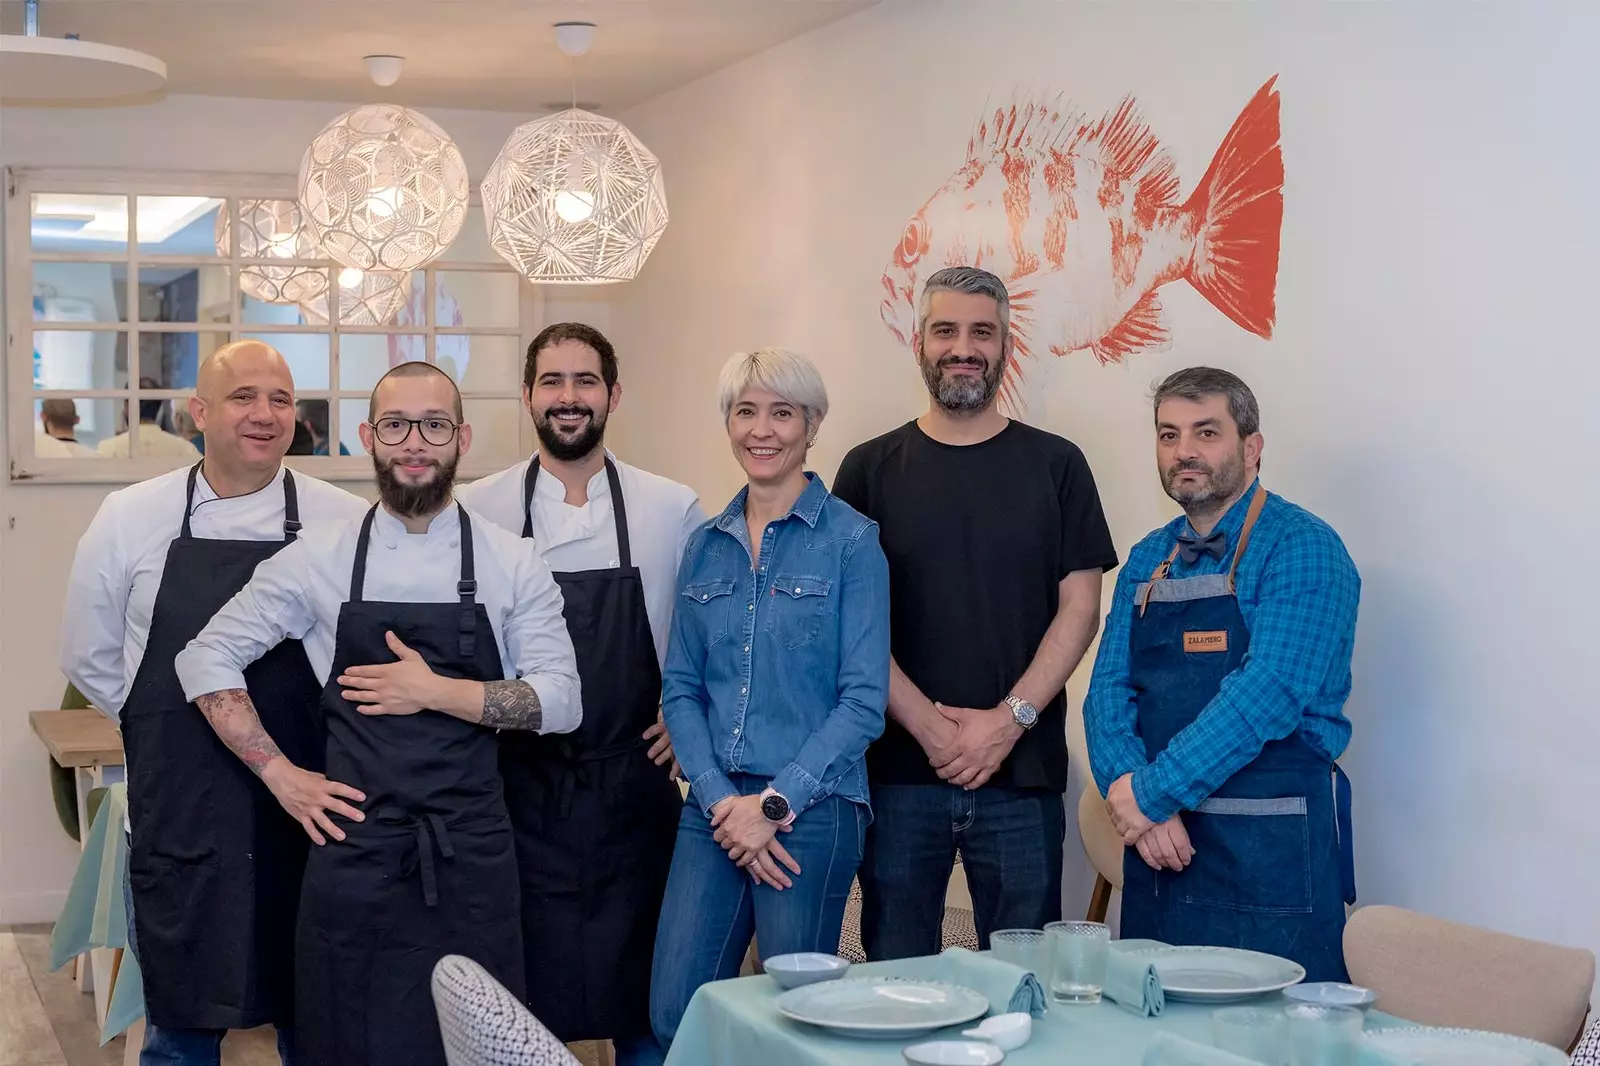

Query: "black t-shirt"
<box><xmin>833</xmin><ymin>419</ymin><xmax>1119</xmax><ymax>793</ymax></box>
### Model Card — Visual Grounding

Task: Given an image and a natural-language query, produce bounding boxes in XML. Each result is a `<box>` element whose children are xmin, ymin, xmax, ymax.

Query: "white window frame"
<box><xmin>6</xmin><ymin>166</ymin><xmax>543</xmax><ymax>484</ymax></box>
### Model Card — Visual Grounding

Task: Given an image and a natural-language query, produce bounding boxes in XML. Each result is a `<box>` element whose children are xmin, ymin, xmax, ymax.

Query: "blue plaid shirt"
<box><xmin>1085</xmin><ymin>479</ymin><xmax>1361</xmax><ymax>824</ymax></box>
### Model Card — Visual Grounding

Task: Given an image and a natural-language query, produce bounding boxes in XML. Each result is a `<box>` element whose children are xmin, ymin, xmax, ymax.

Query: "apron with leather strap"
<box><xmin>1118</xmin><ymin>485</ymin><xmax>1357</xmax><ymax>982</ymax></box>
<box><xmin>122</xmin><ymin>463</ymin><xmax>321</xmax><ymax>1030</ymax></box>
<box><xmin>294</xmin><ymin>504</ymin><xmax>524</xmax><ymax>1066</ymax></box>
<box><xmin>501</xmin><ymin>456</ymin><xmax>681</xmax><ymax>1042</ymax></box>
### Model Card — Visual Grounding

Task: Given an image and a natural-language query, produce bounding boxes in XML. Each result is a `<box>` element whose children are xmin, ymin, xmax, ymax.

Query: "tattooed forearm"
<box><xmin>479</xmin><ymin>680</ymin><xmax>543</xmax><ymax>731</ymax></box>
<box><xmin>195</xmin><ymin>688</ymin><xmax>284</xmax><ymax>776</ymax></box>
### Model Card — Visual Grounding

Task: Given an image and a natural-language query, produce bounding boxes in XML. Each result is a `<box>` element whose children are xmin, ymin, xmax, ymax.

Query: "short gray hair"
<box><xmin>1152</xmin><ymin>366</ymin><xmax>1260</xmax><ymax>437</ymax></box>
<box><xmin>718</xmin><ymin>347</ymin><xmax>829</xmax><ymax>428</ymax></box>
<box><xmin>916</xmin><ymin>265</ymin><xmax>1012</xmax><ymax>337</ymax></box>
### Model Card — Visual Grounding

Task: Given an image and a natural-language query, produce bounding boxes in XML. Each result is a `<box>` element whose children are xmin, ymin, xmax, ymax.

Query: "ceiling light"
<box><xmin>215</xmin><ymin>199</ymin><xmax>329</xmax><ymax>306</ymax></box>
<box><xmin>297</xmin><ymin>103</ymin><xmax>469</xmax><ymax>273</ymax></box>
<box><xmin>299</xmin><ymin>268</ymin><xmax>412</xmax><ymax>327</ymax></box>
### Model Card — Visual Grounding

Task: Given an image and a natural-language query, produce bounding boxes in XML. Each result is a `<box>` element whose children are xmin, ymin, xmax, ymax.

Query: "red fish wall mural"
<box><xmin>879</xmin><ymin>76</ymin><xmax>1284</xmax><ymax>410</ymax></box>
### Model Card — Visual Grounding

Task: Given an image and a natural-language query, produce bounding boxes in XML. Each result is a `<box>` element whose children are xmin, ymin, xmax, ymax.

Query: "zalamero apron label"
<box><xmin>1184</xmin><ymin>630</ymin><xmax>1229</xmax><ymax>653</ymax></box>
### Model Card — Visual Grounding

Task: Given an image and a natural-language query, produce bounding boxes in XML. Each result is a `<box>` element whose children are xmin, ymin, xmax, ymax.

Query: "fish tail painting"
<box><xmin>879</xmin><ymin>76</ymin><xmax>1284</xmax><ymax>411</ymax></box>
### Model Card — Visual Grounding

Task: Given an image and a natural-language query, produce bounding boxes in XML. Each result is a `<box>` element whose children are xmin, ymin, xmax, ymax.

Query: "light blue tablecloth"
<box><xmin>663</xmin><ymin>947</ymin><xmax>1412</xmax><ymax>1066</ymax></box>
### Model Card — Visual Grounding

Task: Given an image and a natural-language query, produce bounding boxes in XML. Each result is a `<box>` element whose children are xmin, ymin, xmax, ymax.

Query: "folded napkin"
<box><xmin>925</xmin><ymin>947</ymin><xmax>1047</xmax><ymax>1017</ymax></box>
<box><xmin>1103</xmin><ymin>945</ymin><xmax>1165</xmax><ymax>1018</ymax></box>
<box><xmin>1142</xmin><ymin>1033</ymin><xmax>1259</xmax><ymax>1066</ymax></box>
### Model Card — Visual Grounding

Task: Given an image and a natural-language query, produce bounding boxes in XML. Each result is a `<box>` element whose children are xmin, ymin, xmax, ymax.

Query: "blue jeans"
<box><xmin>121</xmin><ymin>837</ymin><xmax>294</xmax><ymax>1065</ymax></box>
<box><xmin>649</xmin><ymin>776</ymin><xmax>865</xmax><ymax>1052</ymax></box>
<box><xmin>857</xmin><ymin>784</ymin><xmax>1065</xmax><ymax>960</ymax></box>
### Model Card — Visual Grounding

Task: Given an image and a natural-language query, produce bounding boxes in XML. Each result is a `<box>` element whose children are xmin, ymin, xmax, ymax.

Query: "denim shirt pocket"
<box><xmin>681</xmin><ymin>578</ymin><xmax>736</xmax><ymax>648</ymax></box>
<box><xmin>766</xmin><ymin>574</ymin><xmax>832</xmax><ymax>649</ymax></box>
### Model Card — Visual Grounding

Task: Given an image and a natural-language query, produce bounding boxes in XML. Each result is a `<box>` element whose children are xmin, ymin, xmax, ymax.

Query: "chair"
<box><xmin>430</xmin><ymin>954</ymin><xmax>581</xmax><ymax>1066</ymax></box>
<box><xmin>835</xmin><ymin>870</ymin><xmax>980</xmax><ymax>964</ymax></box>
<box><xmin>1076</xmin><ymin>786</ymin><xmax>1124</xmax><ymax>923</ymax></box>
<box><xmin>1344</xmin><ymin>905</ymin><xmax>1595</xmax><ymax>1052</ymax></box>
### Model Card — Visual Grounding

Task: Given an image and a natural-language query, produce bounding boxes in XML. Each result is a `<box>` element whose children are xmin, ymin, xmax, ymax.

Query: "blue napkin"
<box><xmin>933</xmin><ymin>947</ymin><xmax>1047</xmax><ymax>1017</ymax></box>
<box><xmin>1104</xmin><ymin>945</ymin><xmax>1165</xmax><ymax>1018</ymax></box>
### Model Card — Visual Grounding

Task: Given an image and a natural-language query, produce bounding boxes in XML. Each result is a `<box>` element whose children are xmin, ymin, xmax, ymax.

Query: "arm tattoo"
<box><xmin>195</xmin><ymin>688</ymin><xmax>284</xmax><ymax>776</ymax></box>
<box><xmin>480</xmin><ymin>680</ymin><xmax>543</xmax><ymax>731</ymax></box>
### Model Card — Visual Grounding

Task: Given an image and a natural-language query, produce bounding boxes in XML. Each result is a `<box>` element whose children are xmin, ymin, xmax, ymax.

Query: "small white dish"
<box><xmin>1282</xmin><ymin>981</ymin><xmax>1378</xmax><ymax>1010</ymax></box>
<box><xmin>762</xmin><ymin>952</ymin><xmax>851</xmax><ymax>990</ymax></box>
<box><xmin>961</xmin><ymin>1012</ymin><xmax>1032</xmax><ymax>1051</ymax></box>
<box><xmin>902</xmin><ymin>1040</ymin><xmax>1006</xmax><ymax>1065</ymax></box>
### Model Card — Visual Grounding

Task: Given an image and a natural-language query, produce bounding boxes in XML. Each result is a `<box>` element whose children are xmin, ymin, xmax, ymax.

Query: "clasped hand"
<box><xmin>1106</xmin><ymin>772</ymin><xmax>1194</xmax><ymax>872</ymax></box>
<box><xmin>337</xmin><ymin>631</ymin><xmax>442</xmax><ymax>715</ymax></box>
<box><xmin>926</xmin><ymin>702</ymin><xmax>1022</xmax><ymax>790</ymax></box>
<box><xmin>709</xmin><ymin>795</ymin><xmax>801</xmax><ymax>891</ymax></box>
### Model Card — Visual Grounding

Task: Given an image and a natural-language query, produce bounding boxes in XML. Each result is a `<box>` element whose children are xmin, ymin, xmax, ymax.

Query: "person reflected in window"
<box><xmin>98</xmin><ymin>376</ymin><xmax>202</xmax><ymax>460</ymax></box>
<box><xmin>36</xmin><ymin>398</ymin><xmax>98</xmax><ymax>458</ymax></box>
<box><xmin>297</xmin><ymin>401</ymin><xmax>351</xmax><ymax>456</ymax></box>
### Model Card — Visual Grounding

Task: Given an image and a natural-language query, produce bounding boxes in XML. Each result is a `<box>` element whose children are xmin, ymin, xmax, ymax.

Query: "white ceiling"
<box><xmin>0</xmin><ymin>0</ymin><xmax>876</xmax><ymax>112</ymax></box>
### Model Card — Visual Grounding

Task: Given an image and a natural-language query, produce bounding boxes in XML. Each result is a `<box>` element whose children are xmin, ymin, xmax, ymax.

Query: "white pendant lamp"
<box><xmin>1</xmin><ymin>0</ymin><xmax>166</xmax><ymax>102</ymax></box>
<box><xmin>215</xmin><ymin>199</ymin><xmax>329</xmax><ymax>306</ymax></box>
<box><xmin>297</xmin><ymin>267</ymin><xmax>413</xmax><ymax>327</ymax></box>
<box><xmin>297</xmin><ymin>82</ymin><xmax>469</xmax><ymax>273</ymax></box>
<box><xmin>481</xmin><ymin>22</ymin><xmax>668</xmax><ymax>284</ymax></box>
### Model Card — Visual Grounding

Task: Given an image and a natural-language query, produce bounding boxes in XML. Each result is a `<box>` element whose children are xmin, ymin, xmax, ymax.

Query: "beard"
<box><xmin>921</xmin><ymin>352</ymin><xmax>1003</xmax><ymax>411</ymax></box>
<box><xmin>533</xmin><ymin>403</ymin><xmax>607</xmax><ymax>462</ymax></box>
<box><xmin>374</xmin><ymin>451</ymin><xmax>459</xmax><ymax>518</ymax></box>
<box><xmin>1162</xmin><ymin>446</ymin><xmax>1248</xmax><ymax>510</ymax></box>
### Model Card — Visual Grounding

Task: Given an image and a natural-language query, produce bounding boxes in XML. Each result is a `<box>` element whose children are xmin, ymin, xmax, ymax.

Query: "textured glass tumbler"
<box><xmin>1212</xmin><ymin>1006</ymin><xmax>1289</xmax><ymax>1064</ymax></box>
<box><xmin>990</xmin><ymin>929</ymin><xmax>1046</xmax><ymax>972</ymax></box>
<box><xmin>1044</xmin><ymin>920</ymin><xmax>1108</xmax><ymax>1004</ymax></box>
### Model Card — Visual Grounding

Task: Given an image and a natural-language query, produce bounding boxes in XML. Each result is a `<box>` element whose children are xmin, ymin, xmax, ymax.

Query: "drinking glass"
<box><xmin>1212</xmin><ymin>1006</ymin><xmax>1289</xmax><ymax>1065</ymax></box>
<box><xmin>1285</xmin><ymin>1003</ymin><xmax>1364</xmax><ymax>1066</ymax></box>
<box><xmin>989</xmin><ymin>929</ymin><xmax>1046</xmax><ymax>972</ymax></box>
<box><xmin>1043</xmin><ymin>920</ymin><xmax>1109</xmax><ymax>1004</ymax></box>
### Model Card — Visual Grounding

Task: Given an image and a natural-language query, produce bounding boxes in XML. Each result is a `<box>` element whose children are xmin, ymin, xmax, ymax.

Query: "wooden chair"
<box><xmin>1344</xmin><ymin>904</ymin><xmax>1595</xmax><ymax>1053</ymax></box>
<box><xmin>1076</xmin><ymin>786</ymin><xmax>1124</xmax><ymax>923</ymax></box>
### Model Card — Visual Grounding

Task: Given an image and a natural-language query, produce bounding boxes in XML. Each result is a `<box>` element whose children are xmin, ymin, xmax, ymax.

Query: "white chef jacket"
<box><xmin>35</xmin><ymin>432</ymin><xmax>99</xmax><ymax>458</ymax></box>
<box><xmin>97</xmin><ymin>427</ymin><xmax>203</xmax><ymax>460</ymax></box>
<box><xmin>174</xmin><ymin>501</ymin><xmax>583</xmax><ymax>736</ymax></box>
<box><xmin>457</xmin><ymin>451</ymin><xmax>707</xmax><ymax>672</ymax></box>
<box><xmin>61</xmin><ymin>463</ymin><xmax>371</xmax><ymax>723</ymax></box>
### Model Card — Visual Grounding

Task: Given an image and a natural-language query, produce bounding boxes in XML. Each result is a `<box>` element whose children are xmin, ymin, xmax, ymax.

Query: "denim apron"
<box><xmin>1118</xmin><ymin>486</ymin><xmax>1357</xmax><ymax>981</ymax></box>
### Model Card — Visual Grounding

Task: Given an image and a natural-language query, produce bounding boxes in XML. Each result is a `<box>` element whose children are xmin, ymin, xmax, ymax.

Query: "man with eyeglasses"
<box><xmin>175</xmin><ymin>360</ymin><xmax>582</xmax><ymax>1065</ymax></box>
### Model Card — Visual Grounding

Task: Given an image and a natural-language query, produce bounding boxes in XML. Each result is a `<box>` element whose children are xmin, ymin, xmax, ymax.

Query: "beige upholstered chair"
<box><xmin>1344</xmin><ymin>905</ymin><xmax>1595</xmax><ymax>1053</ymax></box>
<box><xmin>1076</xmin><ymin>786</ymin><xmax>1125</xmax><ymax>923</ymax></box>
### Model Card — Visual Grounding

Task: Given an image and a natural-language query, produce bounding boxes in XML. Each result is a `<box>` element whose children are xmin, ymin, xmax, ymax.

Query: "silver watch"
<box><xmin>1004</xmin><ymin>694</ymin><xmax>1039</xmax><ymax>729</ymax></box>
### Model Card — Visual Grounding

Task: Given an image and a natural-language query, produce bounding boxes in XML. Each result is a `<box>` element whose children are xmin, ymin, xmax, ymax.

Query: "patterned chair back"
<box><xmin>430</xmin><ymin>955</ymin><xmax>581</xmax><ymax>1066</ymax></box>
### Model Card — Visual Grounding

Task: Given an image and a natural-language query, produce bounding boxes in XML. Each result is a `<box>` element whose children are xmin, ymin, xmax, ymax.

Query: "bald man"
<box><xmin>62</xmin><ymin>341</ymin><xmax>368</xmax><ymax>1065</ymax></box>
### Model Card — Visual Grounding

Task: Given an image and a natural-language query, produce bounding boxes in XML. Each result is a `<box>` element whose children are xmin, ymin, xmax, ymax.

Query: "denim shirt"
<box><xmin>662</xmin><ymin>472</ymin><xmax>890</xmax><ymax>821</ymax></box>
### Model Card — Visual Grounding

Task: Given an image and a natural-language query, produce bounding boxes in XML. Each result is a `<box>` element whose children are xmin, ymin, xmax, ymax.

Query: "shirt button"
<box><xmin>743</xmin><ymin>645</ymin><xmax>750</xmax><ymax>653</ymax></box>
<box><xmin>701</xmin><ymin>594</ymin><xmax>709</xmax><ymax>601</ymax></box>
<box><xmin>740</xmin><ymin>687</ymin><xmax>747</xmax><ymax>694</ymax></box>
<box><xmin>794</xmin><ymin>586</ymin><xmax>802</xmax><ymax>594</ymax></box>
<box><xmin>747</xmin><ymin>603</ymin><xmax>754</xmax><ymax>612</ymax></box>
<box><xmin>732</xmin><ymin>727</ymin><xmax>741</xmax><ymax>736</ymax></box>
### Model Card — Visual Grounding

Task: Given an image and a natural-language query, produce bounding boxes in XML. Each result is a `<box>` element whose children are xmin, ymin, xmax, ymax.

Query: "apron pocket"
<box><xmin>1177</xmin><ymin>796</ymin><xmax>1313</xmax><ymax>915</ymax></box>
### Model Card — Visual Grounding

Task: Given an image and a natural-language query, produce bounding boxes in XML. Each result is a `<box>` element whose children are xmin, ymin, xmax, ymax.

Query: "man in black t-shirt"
<box><xmin>834</xmin><ymin>265</ymin><xmax>1118</xmax><ymax>960</ymax></box>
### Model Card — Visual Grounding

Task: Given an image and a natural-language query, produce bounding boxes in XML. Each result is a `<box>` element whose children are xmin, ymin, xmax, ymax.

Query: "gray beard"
<box><xmin>922</xmin><ymin>356</ymin><xmax>1002</xmax><ymax>411</ymax></box>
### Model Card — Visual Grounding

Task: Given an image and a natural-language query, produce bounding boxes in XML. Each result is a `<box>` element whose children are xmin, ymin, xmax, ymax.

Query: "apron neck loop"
<box><xmin>181</xmin><ymin>460</ymin><xmax>203</xmax><ymax>539</ymax></box>
<box><xmin>181</xmin><ymin>461</ymin><xmax>300</xmax><ymax>541</ymax></box>
<box><xmin>523</xmin><ymin>454</ymin><xmax>633</xmax><ymax>569</ymax></box>
<box><xmin>349</xmin><ymin>506</ymin><xmax>379</xmax><ymax>603</ymax></box>
<box><xmin>1138</xmin><ymin>483</ymin><xmax>1270</xmax><ymax>615</ymax></box>
<box><xmin>456</xmin><ymin>504</ymin><xmax>478</xmax><ymax>659</ymax></box>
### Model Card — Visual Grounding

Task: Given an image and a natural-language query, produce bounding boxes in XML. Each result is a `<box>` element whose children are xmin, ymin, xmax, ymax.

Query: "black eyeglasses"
<box><xmin>368</xmin><ymin>417</ymin><xmax>459</xmax><ymax>446</ymax></box>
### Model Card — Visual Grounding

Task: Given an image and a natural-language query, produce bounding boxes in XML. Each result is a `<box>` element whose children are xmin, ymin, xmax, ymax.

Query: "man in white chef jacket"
<box><xmin>174</xmin><ymin>360</ymin><xmax>582</xmax><ymax>1066</ymax></box>
<box><xmin>60</xmin><ymin>340</ymin><xmax>369</xmax><ymax>1066</ymax></box>
<box><xmin>457</xmin><ymin>322</ymin><xmax>704</xmax><ymax>1065</ymax></box>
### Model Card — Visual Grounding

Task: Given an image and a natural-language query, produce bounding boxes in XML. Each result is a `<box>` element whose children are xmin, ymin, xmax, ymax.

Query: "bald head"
<box><xmin>190</xmin><ymin>340</ymin><xmax>298</xmax><ymax>472</ymax></box>
<box><xmin>370</xmin><ymin>361</ymin><xmax>463</xmax><ymax>421</ymax></box>
<box><xmin>197</xmin><ymin>340</ymin><xmax>291</xmax><ymax>403</ymax></box>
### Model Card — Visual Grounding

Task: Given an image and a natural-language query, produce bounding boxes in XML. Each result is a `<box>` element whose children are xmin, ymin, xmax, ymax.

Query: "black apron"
<box><xmin>294</xmin><ymin>504</ymin><xmax>525</xmax><ymax>1066</ymax></box>
<box><xmin>501</xmin><ymin>457</ymin><xmax>681</xmax><ymax>1042</ymax></box>
<box><xmin>122</xmin><ymin>463</ymin><xmax>321</xmax><ymax>1031</ymax></box>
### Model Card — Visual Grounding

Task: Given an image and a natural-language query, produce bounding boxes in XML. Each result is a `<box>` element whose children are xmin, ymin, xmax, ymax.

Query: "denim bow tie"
<box><xmin>1176</xmin><ymin>527</ymin><xmax>1227</xmax><ymax>564</ymax></box>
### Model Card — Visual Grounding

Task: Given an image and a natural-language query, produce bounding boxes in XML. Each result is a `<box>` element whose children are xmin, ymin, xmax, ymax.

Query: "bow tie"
<box><xmin>1176</xmin><ymin>527</ymin><xmax>1227</xmax><ymax>564</ymax></box>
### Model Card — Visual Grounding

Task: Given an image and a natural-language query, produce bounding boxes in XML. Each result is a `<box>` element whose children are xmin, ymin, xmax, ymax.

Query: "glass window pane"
<box><xmin>104</xmin><ymin>394</ymin><xmax>203</xmax><ymax>459</ymax></box>
<box><xmin>243</xmin><ymin>289</ymin><xmax>321</xmax><ymax>327</ymax></box>
<box><xmin>435</xmin><ymin>272</ymin><xmax>520</xmax><ymax>329</ymax></box>
<box><xmin>441</xmin><ymin>335</ymin><xmax>522</xmax><ymax>392</ymax></box>
<box><xmin>138</xmin><ymin>265</ymin><xmax>232</xmax><ymax>323</ymax></box>
<box><xmin>338</xmin><ymin>398</ymin><xmax>373</xmax><ymax>458</ymax></box>
<box><xmin>136</xmin><ymin>195</ymin><xmax>225</xmax><ymax>256</ymax></box>
<box><xmin>340</xmin><ymin>336</ymin><xmax>424</xmax><ymax>390</ymax></box>
<box><xmin>31</xmin><ymin>193</ymin><xmax>129</xmax><ymax>253</ymax></box>
<box><xmin>139</xmin><ymin>332</ymin><xmax>206</xmax><ymax>389</ymax></box>
<box><xmin>32</xmin><ymin>263</ymin><xmax>127</xmax><ymax>322</ymax></box>
<box><xmin>288</xmin><ymin>399</ymin><xmax>352</xmax><ymax>457</ymax></box>
<box><xmin>462</xmin><ymin>399</ymin><xmax>524</xmax><ymax>462</ymax></box>
<box><xmin>32</xmin><ymin>397</ymin><xmax>125</xmax><ymax>458</ymax></box>
<box><xmin>242</xmin><ymin>332</ymin><xmax>330</xmax><ymax>391</ymax></box>
<box><xmin>31</xmin><ymin>330</ymin><xmax>127</xmax><ymax>391</ymax></box>
<box><xmin>440</xmin><ymin>205</ymin><xmax>495</xmax><ymax>264</ymax></box>
<box><xmin>329</xmin><ymin>270</ymin><xmax>421</xmax><ymax>328</ymax></box>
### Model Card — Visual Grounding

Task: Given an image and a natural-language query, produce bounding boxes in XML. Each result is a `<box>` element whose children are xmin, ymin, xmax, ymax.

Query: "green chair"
<box><xmin>49</xmin><ymin>682</ymin><xmax>95</xmax><ymax>843</ymax></box>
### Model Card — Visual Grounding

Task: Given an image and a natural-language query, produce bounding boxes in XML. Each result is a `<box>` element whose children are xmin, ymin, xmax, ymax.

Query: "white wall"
<box><xmin>601</xmin><ymin>0</ymin><xmax>1600</xmax><ymax>979</ymax></box>
<box><xmin>0</xmin><ymin>93</ymin><xmax>549</xmax><ymax>922</ymax></box>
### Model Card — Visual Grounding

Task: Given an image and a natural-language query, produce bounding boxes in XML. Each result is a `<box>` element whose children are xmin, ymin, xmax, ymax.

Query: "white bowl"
<box><xmin>762</xmin><ymin>952</ymin><xmax>851</xmax><ymax>990</ymax></box>
<box><xmin>1282</xmin><ymin>982</ymin><xmax>1378</xmax><ymax>1010</ymax></box>
<box><xmin>902</xmin><ymin>1040</ymin><xmax>1006</xmax><ymax>1065</ymax></box>
<box><xmin>961</xmin><ymin>1012</ymin><xmax>1032</xmax><ymax>1051</ymax></box>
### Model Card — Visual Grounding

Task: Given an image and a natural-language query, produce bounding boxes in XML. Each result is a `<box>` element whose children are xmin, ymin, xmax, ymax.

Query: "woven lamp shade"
<box><xmin>214</xmin><ymin>199</ymin><xmax>328</xmax><ymax>306</ymax></box>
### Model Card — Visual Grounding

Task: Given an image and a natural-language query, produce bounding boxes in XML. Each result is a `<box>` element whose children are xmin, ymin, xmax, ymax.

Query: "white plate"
<box><xmin>1365</xmin><ymin>1027</ymin><xmax>1571</xmax><ymax>1065</ymax></box>
<box><xmin>775</xmin><ymin>977</ymin><xmax>990</xmax><ymax>1039</ymax></box>
<box><xmin>1123</xmin><ymin>946</ymin><xmax>1306</xmax><ymax>1003</ymax></box>
<box><xmin>1282</xmin><ymin>981</ymin><xmax>1378</xmax><ymax>1009</ymax></box>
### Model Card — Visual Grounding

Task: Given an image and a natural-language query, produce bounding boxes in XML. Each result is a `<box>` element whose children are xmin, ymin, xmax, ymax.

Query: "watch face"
<box><xmin>1013</xmin><ymin>700</ymin><xmax>1039</xmax><ymax>726</ymax></box>
<box><xmin>761</xmin><ymin>794</ymin><xmax>790</xmax><ymax>821</ymax></box>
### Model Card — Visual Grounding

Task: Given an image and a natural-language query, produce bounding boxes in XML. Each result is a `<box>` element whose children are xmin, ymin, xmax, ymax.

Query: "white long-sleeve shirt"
<box><xmin>61</xmin><ymin>464</ymin><xmax>371</xmax><ymax>722</ymax></box>
<box><xmin>174</xmin><ymin>501</ymin><xmax>583</xmax><ymax>735</ymax></box>
<box><xmin>457</xmin><ymin>451</ymin><xmax>706</xmax><ymax>672</ymax></box>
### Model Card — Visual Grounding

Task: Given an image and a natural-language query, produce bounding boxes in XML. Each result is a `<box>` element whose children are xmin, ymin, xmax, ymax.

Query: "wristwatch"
<box><xmin>1004</xmin><ymin>694</ymin><xmax>1040</xmax><ymax>729</ymax></box>
<box><xmin>759</xmin><ymin>787</ymin><xmax>795</xmax><ymax>826</ymax></box>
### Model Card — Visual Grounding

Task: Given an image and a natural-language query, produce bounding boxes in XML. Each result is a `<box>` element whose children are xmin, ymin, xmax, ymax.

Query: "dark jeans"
<box><xmin>857</xmin><ymin>783</ymin><xmax>1065</xmax><ymax>960</ymax></box>
<box><xmin>121</xmin><ymin>835</ymin><xmax>294</xmax><ymax>1066</ymax></box>
<box><xmin>649</xmin><ymin>776</ymin><xmax>865</xmax><ymax>1052</ymax></box>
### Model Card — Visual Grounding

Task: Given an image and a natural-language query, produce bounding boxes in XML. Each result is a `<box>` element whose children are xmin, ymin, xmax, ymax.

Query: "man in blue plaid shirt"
<box><xmin>1084</xmin><ymin>367</ymin><xmax>1361</xmax><ymax>981</ymax></box>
